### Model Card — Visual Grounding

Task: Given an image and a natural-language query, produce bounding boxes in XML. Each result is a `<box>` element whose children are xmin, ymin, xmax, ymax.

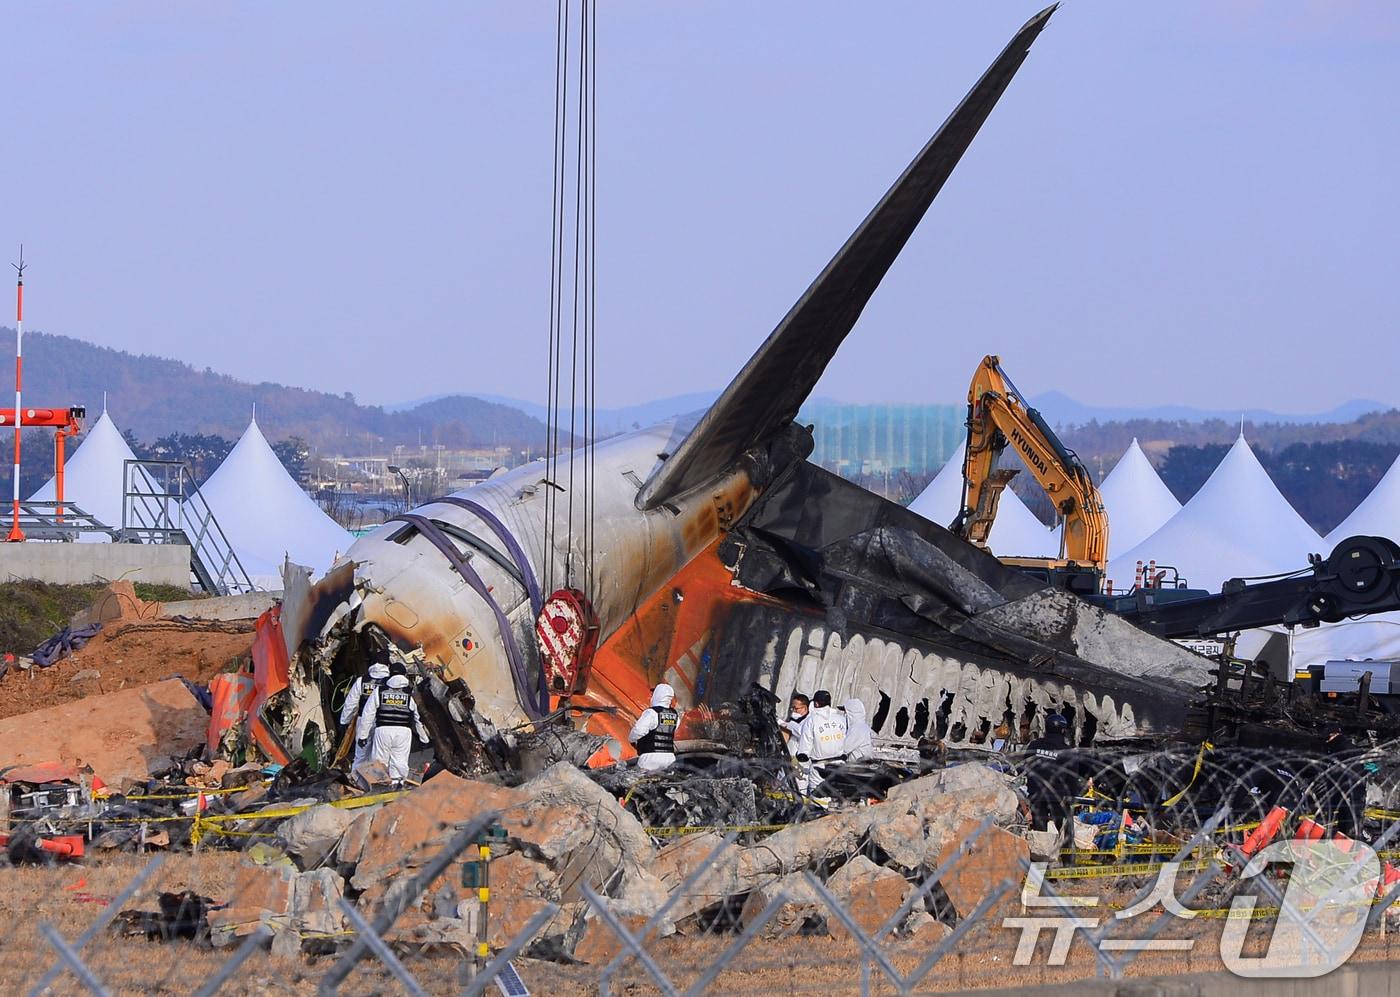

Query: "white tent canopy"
<box><xmin>28</xmin><ymin>409</ymin><xmax>142</xmax><ymax>539</ymax></box>
<box><xmin>192</xmin><ymin>419</ymin><xmax>352</xmax><ymax>585</ymax></box>
<box><xmin>1327</xmin><ymin>453</ymin><xmax>1400</xmax><ymax>546</ymax></box>
<box><xmin>1099</xmin><ymin>438</ymin><xmax>1181</xmax><ymax>559</ymax></box>
<box><xmin>908</xmin><ymin>442</ymin><xmax>1061</xmax><ymax>558</ymax></box>
<box><xmin>1108</xmin><ymin>434</ymin><xmax>1322</xmax><ymax>592</ymax></box>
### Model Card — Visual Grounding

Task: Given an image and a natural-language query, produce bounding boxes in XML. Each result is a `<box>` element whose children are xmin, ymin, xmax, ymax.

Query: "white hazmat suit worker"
<box><xmin>356</xmin><ymin>674</ymin><xmax>430</xmax><ymax>783</ymax></box>
<box><xmin>795</xmin><ymin>690</ymin><xmax>846</xmax><ymax>790</ymax></box>
<box><xmin>627</xmin><ymin>683</ymin><xmax>679</xmax><ymax>772</ymax></box>
<box><xmin>340</xmin><ymin>662</ymin><xmax>390</xmax><ymax>767</ymax></box>
<box><xmin>840</xmin><ymin>698</ymin><xmax>874</xmax><ymax>760</ymax></box>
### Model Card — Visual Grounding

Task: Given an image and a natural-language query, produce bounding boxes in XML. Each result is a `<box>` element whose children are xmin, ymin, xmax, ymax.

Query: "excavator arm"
<box><xmin>954</xmin><ymin>355</ymin><xmax>1109</xmax><ymax>573</ymax></box>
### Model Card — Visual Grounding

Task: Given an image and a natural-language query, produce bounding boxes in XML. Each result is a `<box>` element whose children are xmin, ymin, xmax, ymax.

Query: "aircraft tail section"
<box><xmin>637</xmin><ymin>5</ymin><xmax>1058</xmax><ymax>511</ymax></box>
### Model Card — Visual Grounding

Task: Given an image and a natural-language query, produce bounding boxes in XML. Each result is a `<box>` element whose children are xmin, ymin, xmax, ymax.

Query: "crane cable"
<box><xmin>544</xmin><ymin>0</ymin><xmax>597</xmax><ymax>597</ymax></box>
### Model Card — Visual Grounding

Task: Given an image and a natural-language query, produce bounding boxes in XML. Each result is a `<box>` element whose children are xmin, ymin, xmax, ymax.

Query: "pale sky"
<box><xmin>3</xmin><ymin>2</ymin><xmax>1397</xmax><ymax>411</ymax></box>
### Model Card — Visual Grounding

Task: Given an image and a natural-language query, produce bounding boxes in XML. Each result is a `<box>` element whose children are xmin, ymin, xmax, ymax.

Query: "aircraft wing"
<box><xmin>637</xmin><ymin>4</ymin><xmax>1058</xmax><ymax>511</ymax></box>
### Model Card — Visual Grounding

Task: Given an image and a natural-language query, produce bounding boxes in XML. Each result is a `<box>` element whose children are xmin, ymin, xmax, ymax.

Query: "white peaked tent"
<box><xmin>193</xmin><ymin>419</ymin><xmax>353</xmax><ymax>586</ymax></box>
<box><xmin>1099</xmin><ymin>438</ymin><xmax>1181</xmax><ymax>559</ymax></box>
<box><xmin>908</xmin><ymin>442</ymin><xmax>1061</xmax><ymax>558</ymax></box>
<box><xmin>1108</xmin><ymin>434</ymin><xmax>1322</xmax><ymax>593</ymax></box>
<box><xmin>1327</xmin><ymin>453</ymin><xmax>1400</xmax><ymax>546</ymax></box>
<box><xmin>28</xmin><ymin>409</ymin><xmax>141</xmax><ymax>539</ymax></box>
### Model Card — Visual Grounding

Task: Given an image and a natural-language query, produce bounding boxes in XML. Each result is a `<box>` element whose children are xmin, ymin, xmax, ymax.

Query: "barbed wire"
<box><xmin>5</xmin><ymin>743</ymin><xmax>1400</xmax><ymax>994</ymax></box>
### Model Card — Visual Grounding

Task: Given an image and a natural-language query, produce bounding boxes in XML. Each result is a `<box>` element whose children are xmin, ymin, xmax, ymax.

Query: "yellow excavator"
<box><xmin>952</xmin><ymin>355</ymin><xmax>1109</xmax><ymax>594</ymax></box>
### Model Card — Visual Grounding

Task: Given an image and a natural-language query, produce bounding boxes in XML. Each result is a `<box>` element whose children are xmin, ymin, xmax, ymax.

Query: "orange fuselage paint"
<box><xmin>561</xmin><ymin>537</ymin><xmax>792</xmax><ymax>764</ymax></box>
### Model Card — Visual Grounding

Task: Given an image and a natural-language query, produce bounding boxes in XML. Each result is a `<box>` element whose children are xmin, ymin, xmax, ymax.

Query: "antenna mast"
<box><xmin>7</xmin><ymin>248</ymin><xmax>25</xmax><ymax>542</ymax></box>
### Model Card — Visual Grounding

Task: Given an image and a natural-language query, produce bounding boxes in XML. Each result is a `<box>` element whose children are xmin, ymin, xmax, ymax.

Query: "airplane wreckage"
<box><xmin>218</xmin><ymin>6</ymin><xmax>1400</xmax><ymax>778</ymax></box>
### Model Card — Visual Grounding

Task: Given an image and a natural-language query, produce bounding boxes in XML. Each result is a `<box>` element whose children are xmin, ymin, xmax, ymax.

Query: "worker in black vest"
<box><xmin>628</xmin><ymin>683</ymin><xmax>679</xmax><ymax>772</ymax></box>
<box><xmin>1024</xmin><ymin>712</ymin><xmax>1076</xmax><ymax>834</ymax></box>
<box><xmin>356</xmin><ymin>674</ymin><xmax>430</xmax><ymax>784</ymax></box>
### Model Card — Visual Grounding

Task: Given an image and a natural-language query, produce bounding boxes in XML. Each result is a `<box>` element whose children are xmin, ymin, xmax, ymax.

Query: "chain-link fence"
<box><xmin>6</xmin><ymin>743</ymin><xmax>1400</xmax><ymax>995</ymax></box>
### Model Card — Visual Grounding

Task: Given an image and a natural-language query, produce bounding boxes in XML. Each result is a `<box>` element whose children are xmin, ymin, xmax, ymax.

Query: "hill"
<box><xmin>1032</xmin><ymin>390</ymin><xmax>1388</xmax><ymax>428</ymax></box>
<box><xmin>389</xmin><ymin>390</ymin><xmax>720</xmax><ymax>436</ymax></box>
<box><xmin>0</xmin><ymin>328</ymin><xmax>553</xmax><ymax>452</ymax></box>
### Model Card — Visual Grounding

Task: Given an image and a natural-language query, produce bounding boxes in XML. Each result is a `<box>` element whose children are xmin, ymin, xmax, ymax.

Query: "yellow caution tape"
<box><xmin>1163</xmin><ymin>741</ymin><xmax>1212</xmax><ymax>808</ymax></box>
<box><xmin>1044</xmin><ymin>858</ymin><xmax>1213</xmax><ymax>881</ymax></box>
<box><xmin>1191</xmin><ymin>906</ymin><xmax>1282</xmax><ymax>920</ymax></box>
<box><xmin>642</xmin><ymin>824</ymin><xmax>790</xmax><ymax>837</ymax></box>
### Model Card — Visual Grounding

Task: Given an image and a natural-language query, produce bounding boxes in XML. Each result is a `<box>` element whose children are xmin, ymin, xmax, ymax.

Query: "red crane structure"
<box><xmin>0</xmin><ymin>405</ymin><xmax>85</xmax><ymax>528</ymax></box>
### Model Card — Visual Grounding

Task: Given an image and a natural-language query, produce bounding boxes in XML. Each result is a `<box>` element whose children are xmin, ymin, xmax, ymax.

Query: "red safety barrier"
<box><xmin>1239</xmin><ymin>806</ymin><xmax>1288</xmax><ymax>860</ymax></box>
<box><xmin>0</xmin><ymin>832</ymin><xmax>85</xmax><ymax>860</ymax></box>
<box><xmin>1295</xmin><ymin>817</ymin><xmax>1327</xmax><ymax>841</ymax></box>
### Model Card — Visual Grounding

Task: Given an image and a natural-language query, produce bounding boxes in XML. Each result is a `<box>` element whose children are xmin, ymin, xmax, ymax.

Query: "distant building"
<box><xmin>800</xmin><ymin>402</ymin><xmax>963</xmax><ymax>479</ymax></box>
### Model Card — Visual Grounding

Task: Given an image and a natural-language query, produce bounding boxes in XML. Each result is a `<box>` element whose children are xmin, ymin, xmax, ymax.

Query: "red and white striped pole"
<box><xmin>7</xmin><ymin>249</ymin><xmax>25</xmax><ymax>542</ymax></box>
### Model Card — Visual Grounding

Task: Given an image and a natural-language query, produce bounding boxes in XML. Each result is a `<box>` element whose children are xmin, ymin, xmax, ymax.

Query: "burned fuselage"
<box><xmin>262</xmin><ymin>6</ymin><xmax>1216</xmax><ymax>772</ymax></box>
<box><xmin>270</xmin><ymin>420</ymin><xmax>1211</xmax><ymax>771</ymax></box>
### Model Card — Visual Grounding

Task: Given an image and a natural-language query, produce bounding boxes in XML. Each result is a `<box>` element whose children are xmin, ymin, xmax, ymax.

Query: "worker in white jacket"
<box><xmin>628</xmin><ymin>683</ymin><xmax>679</xmax><ymax>772</ymax></box>
<box><xmin>356</xmin><ymin>674</ymin><xmax>430</xmax><ymax>784</ymax></box>
<box><xmin>795</xmin><ymin>690</ymin><xmax>846</xmax><ymax>790</ymax></box>
<box><xmin>840</xmin><ymin>698</ymin><xmax>874</xmax><ymax>760</ymax></box>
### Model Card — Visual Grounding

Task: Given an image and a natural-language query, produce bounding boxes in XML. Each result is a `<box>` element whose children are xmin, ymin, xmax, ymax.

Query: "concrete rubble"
<box><xmin>91</xmin><ymin>756</ymin><xmax>1037</xmax><ymax>964</ymax></box>
<box><xmin>0</xmin><ymin>566</ymin><xmax>1049</xmax><ymax>966</ymax></box>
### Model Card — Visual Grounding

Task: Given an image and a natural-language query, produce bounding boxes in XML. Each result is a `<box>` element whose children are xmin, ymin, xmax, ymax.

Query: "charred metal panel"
<box><xmin>709</xmin><ymin>601</ymin><xmax>1183</xmax><ymax>747</ymax></box>
<box><xmin>725</xmin><ymin>462</ymin><xmax>1043</xmax><ymax>601</ymax></box>
<box><xmin>279</xmin><ymin>560</ymin><xmax>356</xmax><ymax>660</ymax></box>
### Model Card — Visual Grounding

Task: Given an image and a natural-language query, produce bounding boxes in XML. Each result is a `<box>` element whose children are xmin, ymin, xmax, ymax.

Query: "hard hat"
<box><xmin>1047</xmin><ymin>713</ymin><xmax>1069</xmax><ymax>731</ymax></box>
<box><xmin>387</xmin><ymin>674</ymin><xmax>410</xmax><ymax>689</ymax></box>
<box><xmin>368</xmin><ymin>663</ymin><xmax>390</xmax><ymax>680</ymax></box>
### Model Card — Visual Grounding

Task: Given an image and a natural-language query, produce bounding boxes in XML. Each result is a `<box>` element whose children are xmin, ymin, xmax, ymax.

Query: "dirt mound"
<box><xmin>0</xmin><ymin>618</ymin><xmax>253</xmax><ymax>721</ymax></box>
<box><xmin>0</xmin><ymin>579</ymin><xmax>199</xmax><ymax>657</ymax></box>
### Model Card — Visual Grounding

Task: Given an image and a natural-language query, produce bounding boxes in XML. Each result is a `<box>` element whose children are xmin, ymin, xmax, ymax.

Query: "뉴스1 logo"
<box><xmin>1006</xmin><ymin>840</ymin><xmax>1375</xmax><ymax>979</ymax></box>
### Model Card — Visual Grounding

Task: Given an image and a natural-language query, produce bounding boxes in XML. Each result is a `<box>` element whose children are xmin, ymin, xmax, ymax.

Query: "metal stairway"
<box><xmin>121</xmin><ymin>459</ymin><xmax>256</xmax><ymax>595</ymax></box>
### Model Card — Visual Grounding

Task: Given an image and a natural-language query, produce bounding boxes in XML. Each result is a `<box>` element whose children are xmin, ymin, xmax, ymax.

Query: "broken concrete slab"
<box><xmin>906</xmin><ymin>786</ymin><xmax>1022</xmax><ymax>833</ymax></box>
<box><xmin>344</xmin><ymin>771</ymin><xmax>521</xmax><ymax>890</ymax></box>
<box><xmin>159</xmin><ymin>592</ymin><xmax>279</xmax><ymax>622</ymax></box>
<box><xmin>884</xmin><ymin>762</ymin><xmax>1014</xmax><ymax>808</ymax></box>
<box><xmin>513</xmin><ymin>762</ymin><xmax>655</xmax><ymax>866</ymax></box>
<box><xmin>291</xmin><ymin>867</ymin><xmax>346</xmax><ymax>936</ymax></box>
<box><xmin>871</xmin><ymin>813</ymin><xmax>925</xmax><ymax>871</ymax></box>
<box><xmin>903</xmin><ymin>909</ymin><xmax>952</xmax><ymax>944</ymax></box>
<box><xmin>738</xmin><ymin>871</ymin><xmax>825</xmax><ymax>939</ymax></box>
<box><xmin>209</xmin><ymin>863</ymin><xmax>348</xmax><ymax>946</ymax></box>
<box><xmin>0</xmin><ymin>678</ymin><xmax>207</xmax><ymax>785</ymax></box>
<box><xmin>740</xmin><ymin>806</ymin><xmax>881</xmax><ymax>880</ymax></box>
<box><xmin>209</xmin><ymin>864</ymin><xmax>296</xmax><ymax>945</ymax></box>
<box><xmin>574</xmin><ymin>912</ymin><xmax>653</xmax><ymax>963</ymax></box>
<box><xmin>932</xmin><ymin>820</ymin><xmax>1030</xmax><ymax>919</ymax></box>
<box><xmin>827</xmin><ymin>855</ymin><xmax>911</xmax><ymax>939</ymax></box>
<box><xmin>279</xmin><ymin>802</ymin><xmax>360</xmax><ymax>870</ymax></box>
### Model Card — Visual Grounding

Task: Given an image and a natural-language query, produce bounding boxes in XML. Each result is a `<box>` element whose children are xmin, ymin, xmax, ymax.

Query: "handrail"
<box><xmin>121</xmin><ymin>459</ymin><xmax>256</xmax><ymax>595</ymax></box>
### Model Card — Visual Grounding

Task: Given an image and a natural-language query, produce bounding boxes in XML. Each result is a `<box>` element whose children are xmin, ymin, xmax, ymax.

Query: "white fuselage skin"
<box><xmin>335</xmin><ymin>424</ymin><xmax>755</xmax><ymax>731</ymax></box>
